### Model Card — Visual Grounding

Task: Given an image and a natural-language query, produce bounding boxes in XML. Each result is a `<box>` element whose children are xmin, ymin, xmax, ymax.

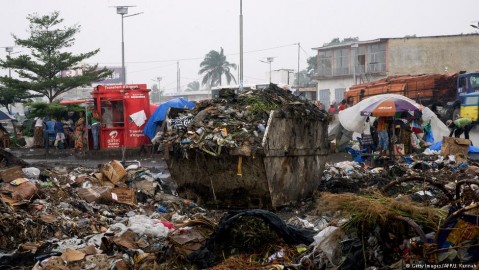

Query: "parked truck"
<box><xmin>344</xmin><ymin>71</ymin><xmax>479</xmax><ymax>122</ymax></box>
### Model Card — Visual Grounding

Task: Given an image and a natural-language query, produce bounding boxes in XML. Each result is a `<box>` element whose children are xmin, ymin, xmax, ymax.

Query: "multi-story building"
<box><xmin>313</xmin><ymin>34</ymin><xmax>479</xmax><ymax>106</ymax></box>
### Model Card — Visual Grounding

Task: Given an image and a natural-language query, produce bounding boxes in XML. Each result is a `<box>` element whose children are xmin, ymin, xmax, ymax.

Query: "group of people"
<box><xmin>359</xmin><ymin>115</ymin><xmax>475</xmax><ymax>157</ymax></box>
<box><xmin>360</xmin><ymin>115</ymin><xmax>433</xmax><ymax>157</ymax></box>
<box><xmin>328</xmin><ymin>99</ymin><xmax>348</xmax><ymax>114</ymax></box>
<box><xmin>32</xmin><ymin>106</ymin><xmax>101</xmax><ymax>152</ymax></box>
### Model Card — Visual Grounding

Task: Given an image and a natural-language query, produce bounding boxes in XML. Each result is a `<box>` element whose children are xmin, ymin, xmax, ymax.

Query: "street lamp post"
<box><xmin>5</xmin><ymin>47</ymin><xmax>13</xmax><ymax>77</ymax></box>
<box><xmin>259</xmin><ymin>57</ymin><xmax>275</xmax><ymax>84</ymax></box>
<box><xmin>115</xmin><ymin>6</ymin><xmax>143</xmax><ymax>85</ymax></box>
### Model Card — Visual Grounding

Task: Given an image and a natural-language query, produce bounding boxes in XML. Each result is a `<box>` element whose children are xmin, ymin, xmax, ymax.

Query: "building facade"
<box><xmin>313</xmin><ymin>34</ymin><xmax>479</xmax><ymax>106</ymax></box>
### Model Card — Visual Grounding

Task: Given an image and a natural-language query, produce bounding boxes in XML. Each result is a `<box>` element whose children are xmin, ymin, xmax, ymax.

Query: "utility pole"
<box><xmin>177</xmin><ymin>61</ymin><xmax>180</xmax><ymax>93</ymax></box>
<box><xmin>239</xmin><ymin>0</ymin><xmax>243</xmax><ymax>91</ymax></box>
<box><xmin>297</xmin><ymin>42</ymin><xmax>300</xmax><ymax>89</ymax></box>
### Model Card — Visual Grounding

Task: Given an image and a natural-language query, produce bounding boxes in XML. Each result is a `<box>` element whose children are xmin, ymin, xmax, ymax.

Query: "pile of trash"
<box><xmin>1</xmin><ymin>145</ymin><xmax>479</xmax><ymax>269</ymax></box>
<box><xmin>317</xmin><ymin>152</ymin><xmax>479</xmax><ymax>268</ymax></box>
<box><xmin>158</xmin><ymin>84</ymin><xmax>329</xmax><ymax>157</ymax></box>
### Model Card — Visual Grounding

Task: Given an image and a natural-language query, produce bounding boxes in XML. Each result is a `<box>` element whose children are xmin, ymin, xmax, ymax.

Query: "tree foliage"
<box><xmin>0</xmin><ymin>79</ymin><xmax>40</xmax><ymax>114</ymax></box>
<box><xmin>0</xmin><ymin>11</ymin><xmax>112</xmax><ymax>103</ymax></box>
<box><xmin>306</xmin><ymin>56</ymin><xmax>317</xmax><ymax>75</ymax></box>
<box><xmin>26</xmin><ymin>101</ymin><xmax>83</xmax><ymax>120</ymax></box>
<box><xmin>185</xmin><ymin>81</ymin><xmax>200</xmax><ymax>91</ymax></box>
<box><xmin>198</xmin><ymin>48</ymin><xmax>237</xmax><ymax>88</ymax></box>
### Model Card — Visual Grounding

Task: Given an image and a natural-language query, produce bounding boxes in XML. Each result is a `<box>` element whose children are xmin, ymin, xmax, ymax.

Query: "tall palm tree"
<box><xmin>198</xmin><ymin>47</ymin><xmax>237</xmax><ymax>88</ymax></box>
<box><xmin>185</xmin><ymin>81</ymin><xmax>200</xmax><ymax>92</ymax></box>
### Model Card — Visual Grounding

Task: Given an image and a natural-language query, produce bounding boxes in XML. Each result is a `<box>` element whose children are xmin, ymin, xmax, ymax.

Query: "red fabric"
<box><xmin>161</xmin><ymin>220</ymin><xmax>175</xmax><ymax>230</ymax></box>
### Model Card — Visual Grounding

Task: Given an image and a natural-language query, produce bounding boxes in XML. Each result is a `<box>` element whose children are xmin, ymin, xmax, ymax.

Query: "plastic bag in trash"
<box><xmin>22</xmin><ymin>167</ymin><xmax>41</xmax><ymax>179</ymax></box>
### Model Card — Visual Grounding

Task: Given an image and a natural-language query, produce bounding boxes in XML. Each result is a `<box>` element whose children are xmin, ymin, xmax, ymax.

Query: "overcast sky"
<box><xmin>1</xmin><ymin>0</ymin><xmax>478</xmax><ymax>93</ymax></box>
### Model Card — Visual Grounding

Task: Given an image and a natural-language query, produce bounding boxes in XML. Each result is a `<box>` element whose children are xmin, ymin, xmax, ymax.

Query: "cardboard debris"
<box><xmin>94</xmin><ymin>172</ymin><xmax>104</xmax><ymax>182</ymax></box>
<box><xmin>81</xmin><ymin>245</ymin><xmax>98</xmax><ymax>255</ymax></box>
<box><xmin>111</xmin><ymin>187</ymin><xmax>136</xmax><ymax>205</ymax></box>
<box><xmin>112</xmin><ymin>230</ymin><xmax>148</xmax><ymax>249</ymax></box>
<box><xmin>441</xmin><ymin>136</ymin><xmax>470</xmax><ymax>163</ymax></box>
<box><xmin>101</xmin><ymin>160</ymin><xmax>127</xmax><ymax>184</ymax></box>
<box><xmin>61</xmin><ymin>248</ymin><xmax>86</xmax><ymax>262</ymax></box>
<box><xmin>1</xmin><ymin>181</ymin><xmax>37</xmax><ymax>201</ymax></box>
<box><xmin>40</xmin><ymin>214</ymin><xmax>57</xmax><ymax>224</ymax></box>
<box><xmin>77</xmin><ymin>186</ymin><xmax>112</xmax><ymax>203</ymax></box>
<box><xmin>0</xmin><ymin>166</ymin><xmax>25</xmax><ymax>183</ymax></box>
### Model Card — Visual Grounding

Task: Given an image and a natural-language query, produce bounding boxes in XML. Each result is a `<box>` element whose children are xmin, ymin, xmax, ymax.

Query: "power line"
<box><xmin>128</xmin><ymin>62</ymin><xmax>177</xmax><ymax>74</ymax></box>
<box><xmin>299</xmin><ymin>44</ymin><xmax>311</xmax><ymax>58</ymax></box>
<box><xmin>94</xmin><ymin>43</ymin><xmax>299</xmax><ymax>65</ymax></box>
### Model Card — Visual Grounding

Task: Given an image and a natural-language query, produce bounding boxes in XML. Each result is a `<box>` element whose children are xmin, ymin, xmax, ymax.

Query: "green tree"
<box><xmin>306</xmin><ymin>56</ymin><xmax>317</xmax><ymax>76</ymax></box>
<box><xmin>185</xmin><ymin>81</ymin><xmax>200</xmax><ymax>91</ymax></box>
<box><xmin>198</xmin><ymin>48</ymin><xmax>237</xmax><ymax>88</ymax></box>
<box><xmin>27</xmin><ymin>101</ymin><xmax>83</xmax><ymax>120</ymax></box>
<box><xmin>0</xmin><ymin>11</ymin><xmax>111</xmax><ymax>103</ymax></box>
<box><xmin>0</xmin><ymin>79</ymin><xmax>39</xmax><ymax>114</ymax></box>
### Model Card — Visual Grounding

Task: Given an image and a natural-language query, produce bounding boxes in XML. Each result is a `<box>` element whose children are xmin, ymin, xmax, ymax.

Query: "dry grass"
<box><xmin>316</xmin><ymin>192</ymin><xmax>447</xmax><ymax>230</ymax></box>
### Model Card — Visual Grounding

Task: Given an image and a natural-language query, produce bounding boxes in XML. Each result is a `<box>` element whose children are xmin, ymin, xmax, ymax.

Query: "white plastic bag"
<box><xmin>22</xmin><ymin>167</ymin><xmax>41</xmax><ymax>179</ymax></box>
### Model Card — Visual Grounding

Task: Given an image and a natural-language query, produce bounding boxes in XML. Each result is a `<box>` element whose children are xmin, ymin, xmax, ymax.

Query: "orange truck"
<box><xmin>344</xmin><ymin>72</ymin><xmax>479</xmax><ymax>121</ymax></box>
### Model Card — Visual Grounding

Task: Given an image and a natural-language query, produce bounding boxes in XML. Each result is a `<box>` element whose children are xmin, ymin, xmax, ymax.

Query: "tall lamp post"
<box><xmin>115</xmin><ymin>6</ymin><xmax>143</xmax><ymax>85</ymax></box>
<box><xmin>5</xmin><ymin>47</ymin><xmax>13</xmax><ymax>77</ymax></box>
<box><xmin>259</xmin><ymin>57</ymin><xmax>275</xmax><ymax>84</ymax></box>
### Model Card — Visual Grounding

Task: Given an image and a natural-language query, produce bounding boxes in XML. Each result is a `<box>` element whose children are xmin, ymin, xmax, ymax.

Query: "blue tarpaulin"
<box><xmin>428</xmin><ymin>141</ymin><xmax>479</xmax><ymax>153</ymax></box>
<box><xmin>143</xmin><ymin>98</ymin><xmax>195</xmax><ymax>139</ymax></box>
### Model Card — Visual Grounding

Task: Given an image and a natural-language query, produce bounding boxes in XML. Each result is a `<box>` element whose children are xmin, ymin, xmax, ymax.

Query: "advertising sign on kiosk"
<box><xmin>91</xmin><ymin>84</ymin><xmax>151</xmax><ymax>149</ymax></box>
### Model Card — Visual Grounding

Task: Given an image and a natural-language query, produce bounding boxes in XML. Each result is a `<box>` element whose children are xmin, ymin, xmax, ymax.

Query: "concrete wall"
<box><xmin>388</xmin><ymin>34</ymin><xmax>479</xmax><ymax>75</ymax></box>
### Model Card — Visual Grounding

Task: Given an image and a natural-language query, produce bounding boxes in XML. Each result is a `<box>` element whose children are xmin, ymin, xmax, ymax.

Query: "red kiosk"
<box><xmin>91</xmin><ymin>84</ymin><xmax>151</xmax><ymax>149</ymax></box>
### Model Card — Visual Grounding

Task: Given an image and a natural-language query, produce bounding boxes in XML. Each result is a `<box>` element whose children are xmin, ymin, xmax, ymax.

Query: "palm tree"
<box><xmin>185</xmin><ymin>81</ymin><xmax>200</xmax><ymax>92</ymax></box>
<box><xmin>198</xmin><ymin>47</ymin><xmax>237</xmax><ymax>88</ymax></box>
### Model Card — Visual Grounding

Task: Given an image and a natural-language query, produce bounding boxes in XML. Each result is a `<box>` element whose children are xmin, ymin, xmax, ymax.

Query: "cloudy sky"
<box><xmin>1</xmin><ymin>0</ymin><xmax>478</xmax><ymax>93</ymax></box>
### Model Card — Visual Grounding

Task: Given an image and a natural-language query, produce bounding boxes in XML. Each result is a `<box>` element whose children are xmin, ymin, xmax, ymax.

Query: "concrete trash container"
<box><xmin>162</xmin><ymin>87</ymin><xmax>330</xmax><ymax>208</ymax></box>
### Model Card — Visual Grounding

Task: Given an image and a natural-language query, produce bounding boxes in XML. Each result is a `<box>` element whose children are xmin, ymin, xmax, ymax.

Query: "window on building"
<box><xmin>333</xmin><ymin>48</ymin><xmax>349</xmax><ymax>76</ymax></box>
<box><xmin>335</xmin><ymin>88</ymin><xmax>346</xmax><ymax>102</ymax></box>
<box><xmin>357</xmin><ymin>47</ymin><xmax>366</xmax><ymax>73</ymax></box>
<box><xmin>318</xmin><ymin>50</ymin><xmax>332</xmax><ymax>76</ymax></box>
<box><xmin>100</xmin><ymin>99</ymin><xmax>124</xmax><ymax>128</ymax></box>
<box><xmin>319</xmin><ymin>89</ymin><xmax>331</xmax><ymax>106</ymax></box>
<box><xmin>367</xmin><ymin>43</ymin><xmax>386</xmax><ymax>73</ymax></box>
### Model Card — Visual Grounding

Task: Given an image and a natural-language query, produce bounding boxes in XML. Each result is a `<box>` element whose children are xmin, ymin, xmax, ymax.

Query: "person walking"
<box><xmin>446</xmin><ymin>117</ymin><xmax>473</xmax><ymax>140</ymax></box>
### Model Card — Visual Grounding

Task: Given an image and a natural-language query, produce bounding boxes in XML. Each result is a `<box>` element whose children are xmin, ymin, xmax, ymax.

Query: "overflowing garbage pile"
<box><xmin>158</xmin><ymin>84</ymin><xmax>329</xmax><ymax>157</ymax></box>
<box><xmin>1</xmin><ymin>148</ymin><xmax>479</xmax><ymax>268</ymax></box>
<box><xmin>316</xmin><ymin>153</ymin><xmax>479</xmax><ymax>269</ymax></box>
